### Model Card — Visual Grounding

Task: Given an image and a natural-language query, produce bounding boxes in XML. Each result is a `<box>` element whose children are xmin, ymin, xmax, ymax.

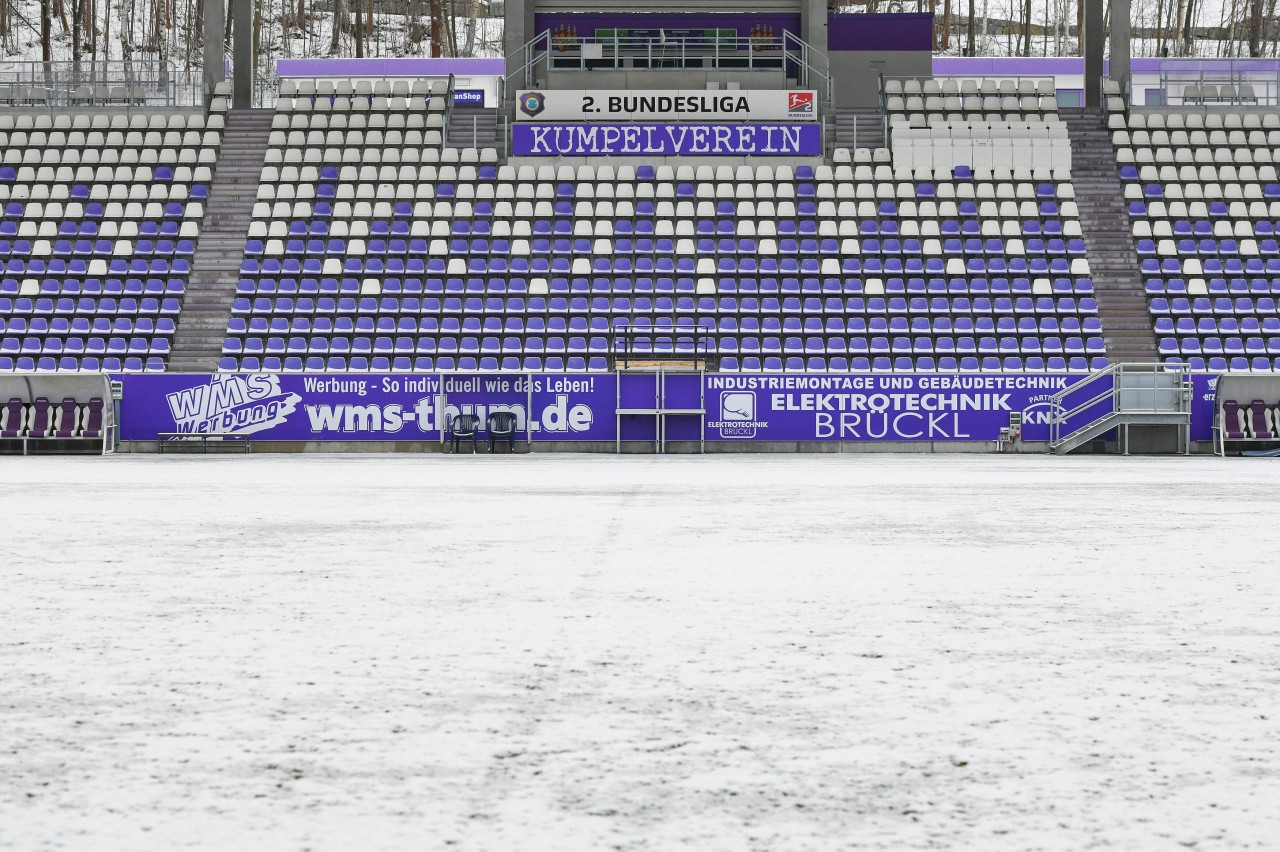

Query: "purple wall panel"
<box><xmin>119</xmin><ymin>373</ymin><xmax>1219</xmax><ymax>445</ymax></box>
<box><xmin>934</xmin><ymin>56</ymin><xmax>1280</xmax><ymax>75</ymax></box>
<box><xmin>533</xmin><ymin>12</ymin><xmax>801</xmax><ymax>39</ymax></box>
<box><xmin>828</xmin><ymin>13</ymin><xmax>934</xmax><ymax>52</ymax></box>
<box><xmin>276</xmin><ymin>57</ymin><xmax>504</xmax><ymax>77</ymax></box>
<box><xmin>512</xmin><ymin>122</ymin><xmax>822</xmax><ymax>156</ymax></box>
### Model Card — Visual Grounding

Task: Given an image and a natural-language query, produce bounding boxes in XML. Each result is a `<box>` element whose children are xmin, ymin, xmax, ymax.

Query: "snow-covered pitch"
<box><xmin>3</xmin><ymin>454</ymin><xmax>1277</xmax><ymax>850</ymax></box>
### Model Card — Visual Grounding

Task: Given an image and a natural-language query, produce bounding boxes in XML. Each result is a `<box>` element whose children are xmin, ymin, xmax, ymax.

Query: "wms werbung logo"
<box><xmin>164</xmin><ymin>374</ymin><xmax>300</xmax><ymax>435</ymax></box>
<box><xmin>708</xmin><ymin>391</ymin><xmax>765</xmax><ymax>439</ymax></box>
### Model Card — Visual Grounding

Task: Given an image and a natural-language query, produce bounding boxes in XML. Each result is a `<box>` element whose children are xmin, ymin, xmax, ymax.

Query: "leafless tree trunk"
<box><xmin>1181</xmin><ymin>0</ymin><xmax>1196</xmax><ymax>54</ymax></box>
<box><xmin>967</xmin><ymin>0</ymin><xmax>975</xmax><ymax>54</ymax></box>
<box><xmin>1249</xmin><ymin>0</ymin><xmax>1264</xmax><ymax>55</ymax></box>
<box><xmin>1023</xmin><ymin>0</ymin><xmax>1033</xmax><ymax>54</ymax></box>
<box><xmin>354</xmin><ymin>0</ymin><xmax>363</xmax><ymax>57</ymax></box>
<box><xmin>72</xmin><ymin>0</ymin><xmax>83</xmax><ymax>71</ymax></box>
<box><xmin>40</xmin><ymin>0</ymin><xmax>52</xmax><ymax>88</ymax></box>
<box><xmin>429</xmin><ymin>0</ymin><xmax>443</xmax><ymax>57</ymax></box>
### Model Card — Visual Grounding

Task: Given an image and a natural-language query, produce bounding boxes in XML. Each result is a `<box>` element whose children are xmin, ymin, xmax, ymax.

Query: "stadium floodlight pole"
<box><xmin>1111</xmin><ymin>0</ymin><xmax>1131</xmax><ymax>97</ymax></box>
<box><xmin>801</xmin><ymin>0</ymin><xmax>829</xmax><ymax>55</ymax></box>
<box><xmin>232</xmin><ymin>0</ymin><xmax>253</xmax><ymax>109</ymax></box>
<box><xmin>1083</xmin><ymin>0</ymin><xmax>1104</xmax><ymax>108</ymax></box>
<box><xmin>203</xmin><ymin>0</ymin><xmax>226</xmax><ymax>107</ymax></box>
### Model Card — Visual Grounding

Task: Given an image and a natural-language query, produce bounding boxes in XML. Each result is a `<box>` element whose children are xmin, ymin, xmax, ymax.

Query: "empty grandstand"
<box><xmin>0</xmin><ymin>0</ymin><xmax>1277</xmax><ymax>455</ymax></box>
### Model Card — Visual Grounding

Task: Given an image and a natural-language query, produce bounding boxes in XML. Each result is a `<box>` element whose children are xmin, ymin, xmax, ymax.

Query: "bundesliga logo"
<box><xmin>788</xmin><ymin>91</ymin><xmax>815</xmax><ymax>116</ymax></box>
<box><xmin>519</xmin><ymin>91</ymin><xmax>546</xmax><ymax>118</ymax></box>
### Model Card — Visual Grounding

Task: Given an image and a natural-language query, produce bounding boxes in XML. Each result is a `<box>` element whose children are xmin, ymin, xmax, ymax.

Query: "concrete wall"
<box><xmin>116</xmin><ymin>440</ymin><xmax>1112</xmax><ymax>455</ymax></box>
<box><xmin>121</xmin><ymin>438</ymin><xmax>1225</xmax><ymax>455</ymax></box>
<box><xmin>833</xmin><ymin>50</ymin><xmax>931</xmax><ymax>108</ymax></box>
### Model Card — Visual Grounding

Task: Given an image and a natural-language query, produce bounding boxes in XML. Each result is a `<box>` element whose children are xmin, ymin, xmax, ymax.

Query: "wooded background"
<box><xmin>0</xmin><ymin>0</ymin><xmax>1275</xmax><ymax>82</ymax></box>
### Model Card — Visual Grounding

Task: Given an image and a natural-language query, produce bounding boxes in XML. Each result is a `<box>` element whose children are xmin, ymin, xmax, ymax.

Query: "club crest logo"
<box><xmin>519</xmin><ymin>91</ymin><xmax>547</xmax><ymax>118</ymax></box>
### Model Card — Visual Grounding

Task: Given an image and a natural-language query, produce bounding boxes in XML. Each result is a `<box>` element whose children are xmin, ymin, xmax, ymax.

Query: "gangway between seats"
<box><xmin>615</xmin><ymin>370</ymin><xmax>705</xmax><ymax>455</ymax></box>
<box><xmin>1048</xmin><ymin>363</ymin><xmax>1193</xmax><ymax>455</ymax></box>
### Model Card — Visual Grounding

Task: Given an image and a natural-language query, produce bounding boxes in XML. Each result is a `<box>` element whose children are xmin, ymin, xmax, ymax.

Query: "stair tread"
<box><xmin>166</xmin><ymin>117</ymin><xmax>273</xmax><ymax>371</ymax></box>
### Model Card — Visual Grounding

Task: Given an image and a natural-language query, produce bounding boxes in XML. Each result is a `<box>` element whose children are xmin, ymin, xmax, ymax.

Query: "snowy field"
<box><xmin>2</xmin><ymin>454</ymin><xmax>1278</xmax><ymax>851</ymax></box>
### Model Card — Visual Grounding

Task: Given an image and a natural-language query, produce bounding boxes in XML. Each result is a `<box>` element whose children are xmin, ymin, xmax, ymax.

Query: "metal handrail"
<box><xmin>503</xmin><ymin>29</ymin><xmax>553</xmax><ymax>91</ymax></box>
<box><xmin>1158</xmin><ymin>59</ymin><xmax>1279</xmax><ymax>108</ymax></box>
<box><xmin>507</xmin><ymin>29</ymin><xmax>834</xmax><ymax>105</ymax></box>
<box><xmin>1048</xmin><ymin>362</ymin><xmax>1193</xmax><ymax>447</ymax></box>
<box><xmin>609</xmin><ymin>325</ymin><xmax>715</xmax><ymax>372</ymax></box>
<box><xmin>0</xmin><ymin>59</ymin><xmax>201</xmax><ymax>107</ymax></box>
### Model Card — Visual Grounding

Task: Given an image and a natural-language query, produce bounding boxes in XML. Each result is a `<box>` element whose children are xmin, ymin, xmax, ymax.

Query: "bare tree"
<box><xmin>1249</xmin><ymin>0</ymin><xmax>1264</xmax><ymax>55</ymax></box>
<box><xmin>967</xmin><ymin>0</ymin><xmax>975</xmax><ymax>54</ymax></box>
<box><xmin>1023</xmin><ymin>0</ymin><xmax>1033</xmax><ymax>55</ymax></box>
<box><xmin>41</xmin><ymin>0</ymin><xmax>52</xmax><ymax>60</ymax></box>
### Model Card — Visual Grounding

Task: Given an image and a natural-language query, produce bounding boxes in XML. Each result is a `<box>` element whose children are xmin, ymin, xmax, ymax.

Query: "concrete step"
<box><xmin>166</xmin><ymin>110</ymin><xmax>274</xmax><ymax>372</ymax></box>
<box><xmin>1066</xmin><ymin>107</ymin><xmax>1158</xmax><ymax>363</ymax></box>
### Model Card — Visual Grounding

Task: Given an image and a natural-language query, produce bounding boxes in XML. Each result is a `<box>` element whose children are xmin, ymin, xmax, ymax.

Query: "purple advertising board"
<box><xmin>118</xmin><ymin>372</ymin><xmax>1221</xmax><ymax>446</ymax></box>
<box><xmin>702</xmin><ymin>373</ymin><xmax>1086</xmax><ymax>442</ymax></box>
<box><xmin>1191</xmin><ymin>373</ymin><xmax>1217</xmax><ymax>442</ymax></box>
<box><xmin>511</xmin><ymin>123</ymin><xmax>821</xmax><ymax>157</ymax></box>
<box><xmin>118</xmin><ymin>373</ymin><xmax>618</xmax><ymax>442</ymax></box>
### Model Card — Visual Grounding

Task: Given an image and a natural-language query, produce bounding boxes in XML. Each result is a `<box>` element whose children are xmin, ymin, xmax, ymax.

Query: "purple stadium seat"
<box><xmin>0</xmin><ymin>397</ymin><xmax>25</xmax><ymax>437</ymax></box>
<box><xmin>1246</xmin><ymin>400</ymin><xmax>1275</xmax><ymax>439</ymax></box>
<box><xmin>26</xmin><ymin>397</ymin><xmax>53</xmax><ymax>437</ymax></box>
<box><xmin>52</xmin><ymin>397</ymin><xmax>81</xmax><ymax>438</ymax></box>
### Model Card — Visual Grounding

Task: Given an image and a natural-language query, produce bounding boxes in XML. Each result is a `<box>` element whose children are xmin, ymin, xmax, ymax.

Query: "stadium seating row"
<box><xmin>1220</xmin><ymin>398</ymin><xmax>1280</xmax><ymax>439</ymax></box>
<box><xmin>0</xmin><ymin>396</ymin><xmax>105</xmax><ymax>438</ymax></box>
<box><xmin>1109</xmin><ymin>112</ymin><xmax>1279</xmax><ymax>131</ymax></box>
<box><xmin>1112</xmin><ymin>110</ymin><xmax>1280</xmax><ymax>372</ymax></box>
<box><xmin>215</xmin><ymin>354</ymin><xmax>1104</xmax><ymax>374</ymax></box>
<box><xmin>885</xmin><ymin>78</ymin><xmax>1056</xmax><ymax>97</ymax></box>
<box><xmin>0</xmin><ymin>111</ymin><xmax>219</xmax><ymax>371</ymax></box>
<box><xmin>0</xmin><ymin>113</ymin><xmax>220</xmax><ymax>132</ymax></box>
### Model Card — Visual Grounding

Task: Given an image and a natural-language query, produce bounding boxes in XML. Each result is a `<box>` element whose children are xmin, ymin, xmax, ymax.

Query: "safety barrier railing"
<box><xmin>0</xmin><ymin>60</ymin><xmax>202</xmax><ymax>108</ymax></box>
<box><xmin>1158</xmin><ymin>60</ymin><xmax>1280</xmax><ymax>108</ymax></box>
<box><xmin>506</xmin><ymin>29</ymin><xmax>834</xmax><ymax>105</ymax></box>
<box><xmin>1048</xmin><ymin>363</ymin><xmax>1193</xmax><ymax>453</ymax></box>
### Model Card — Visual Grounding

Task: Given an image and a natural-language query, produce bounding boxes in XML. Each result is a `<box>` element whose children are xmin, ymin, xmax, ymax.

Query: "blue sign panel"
<box><xmin>511</xmin><ymin>122</ymin><xmax>822</xmax><ymax>156</ymax></box>
<box><xmin>452</xmin><ymin>88</ymin><xmax>485</xmax><ymax>107</ymax></box>
<box><xmin>117</xmin><ymin>373</ymin><xmax>616</xmax><ymax>442</ymax></box>
<box><xmin>116</xmin><ymin>372</ymin><xmax>1220</xmax><ymax>445</ymax></box>
<box><xmin>703</xmin><ymin>373</ymin><xmax>1083</xmax><ymax>442</ymax></box>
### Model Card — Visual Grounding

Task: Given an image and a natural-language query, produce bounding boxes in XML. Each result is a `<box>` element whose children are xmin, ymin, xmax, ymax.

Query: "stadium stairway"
<box><xmin>831</xmin><ymin>106</ymin><xmax>887</xmax><ymax>151</ymax></box>
<box><xmin>1063</xmin><ymin>109</ymin><xmax>1158</xmax><ymax>363</ymax></box>
<box><xmin>447</xmin><ymin>108</ymin><xmax>501</xmax><ymax>149</ymax></box>
<box><xmin>168</xmin><ymin>109</ymin><xmax>274</xmax><ymax>372</ymax></box>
